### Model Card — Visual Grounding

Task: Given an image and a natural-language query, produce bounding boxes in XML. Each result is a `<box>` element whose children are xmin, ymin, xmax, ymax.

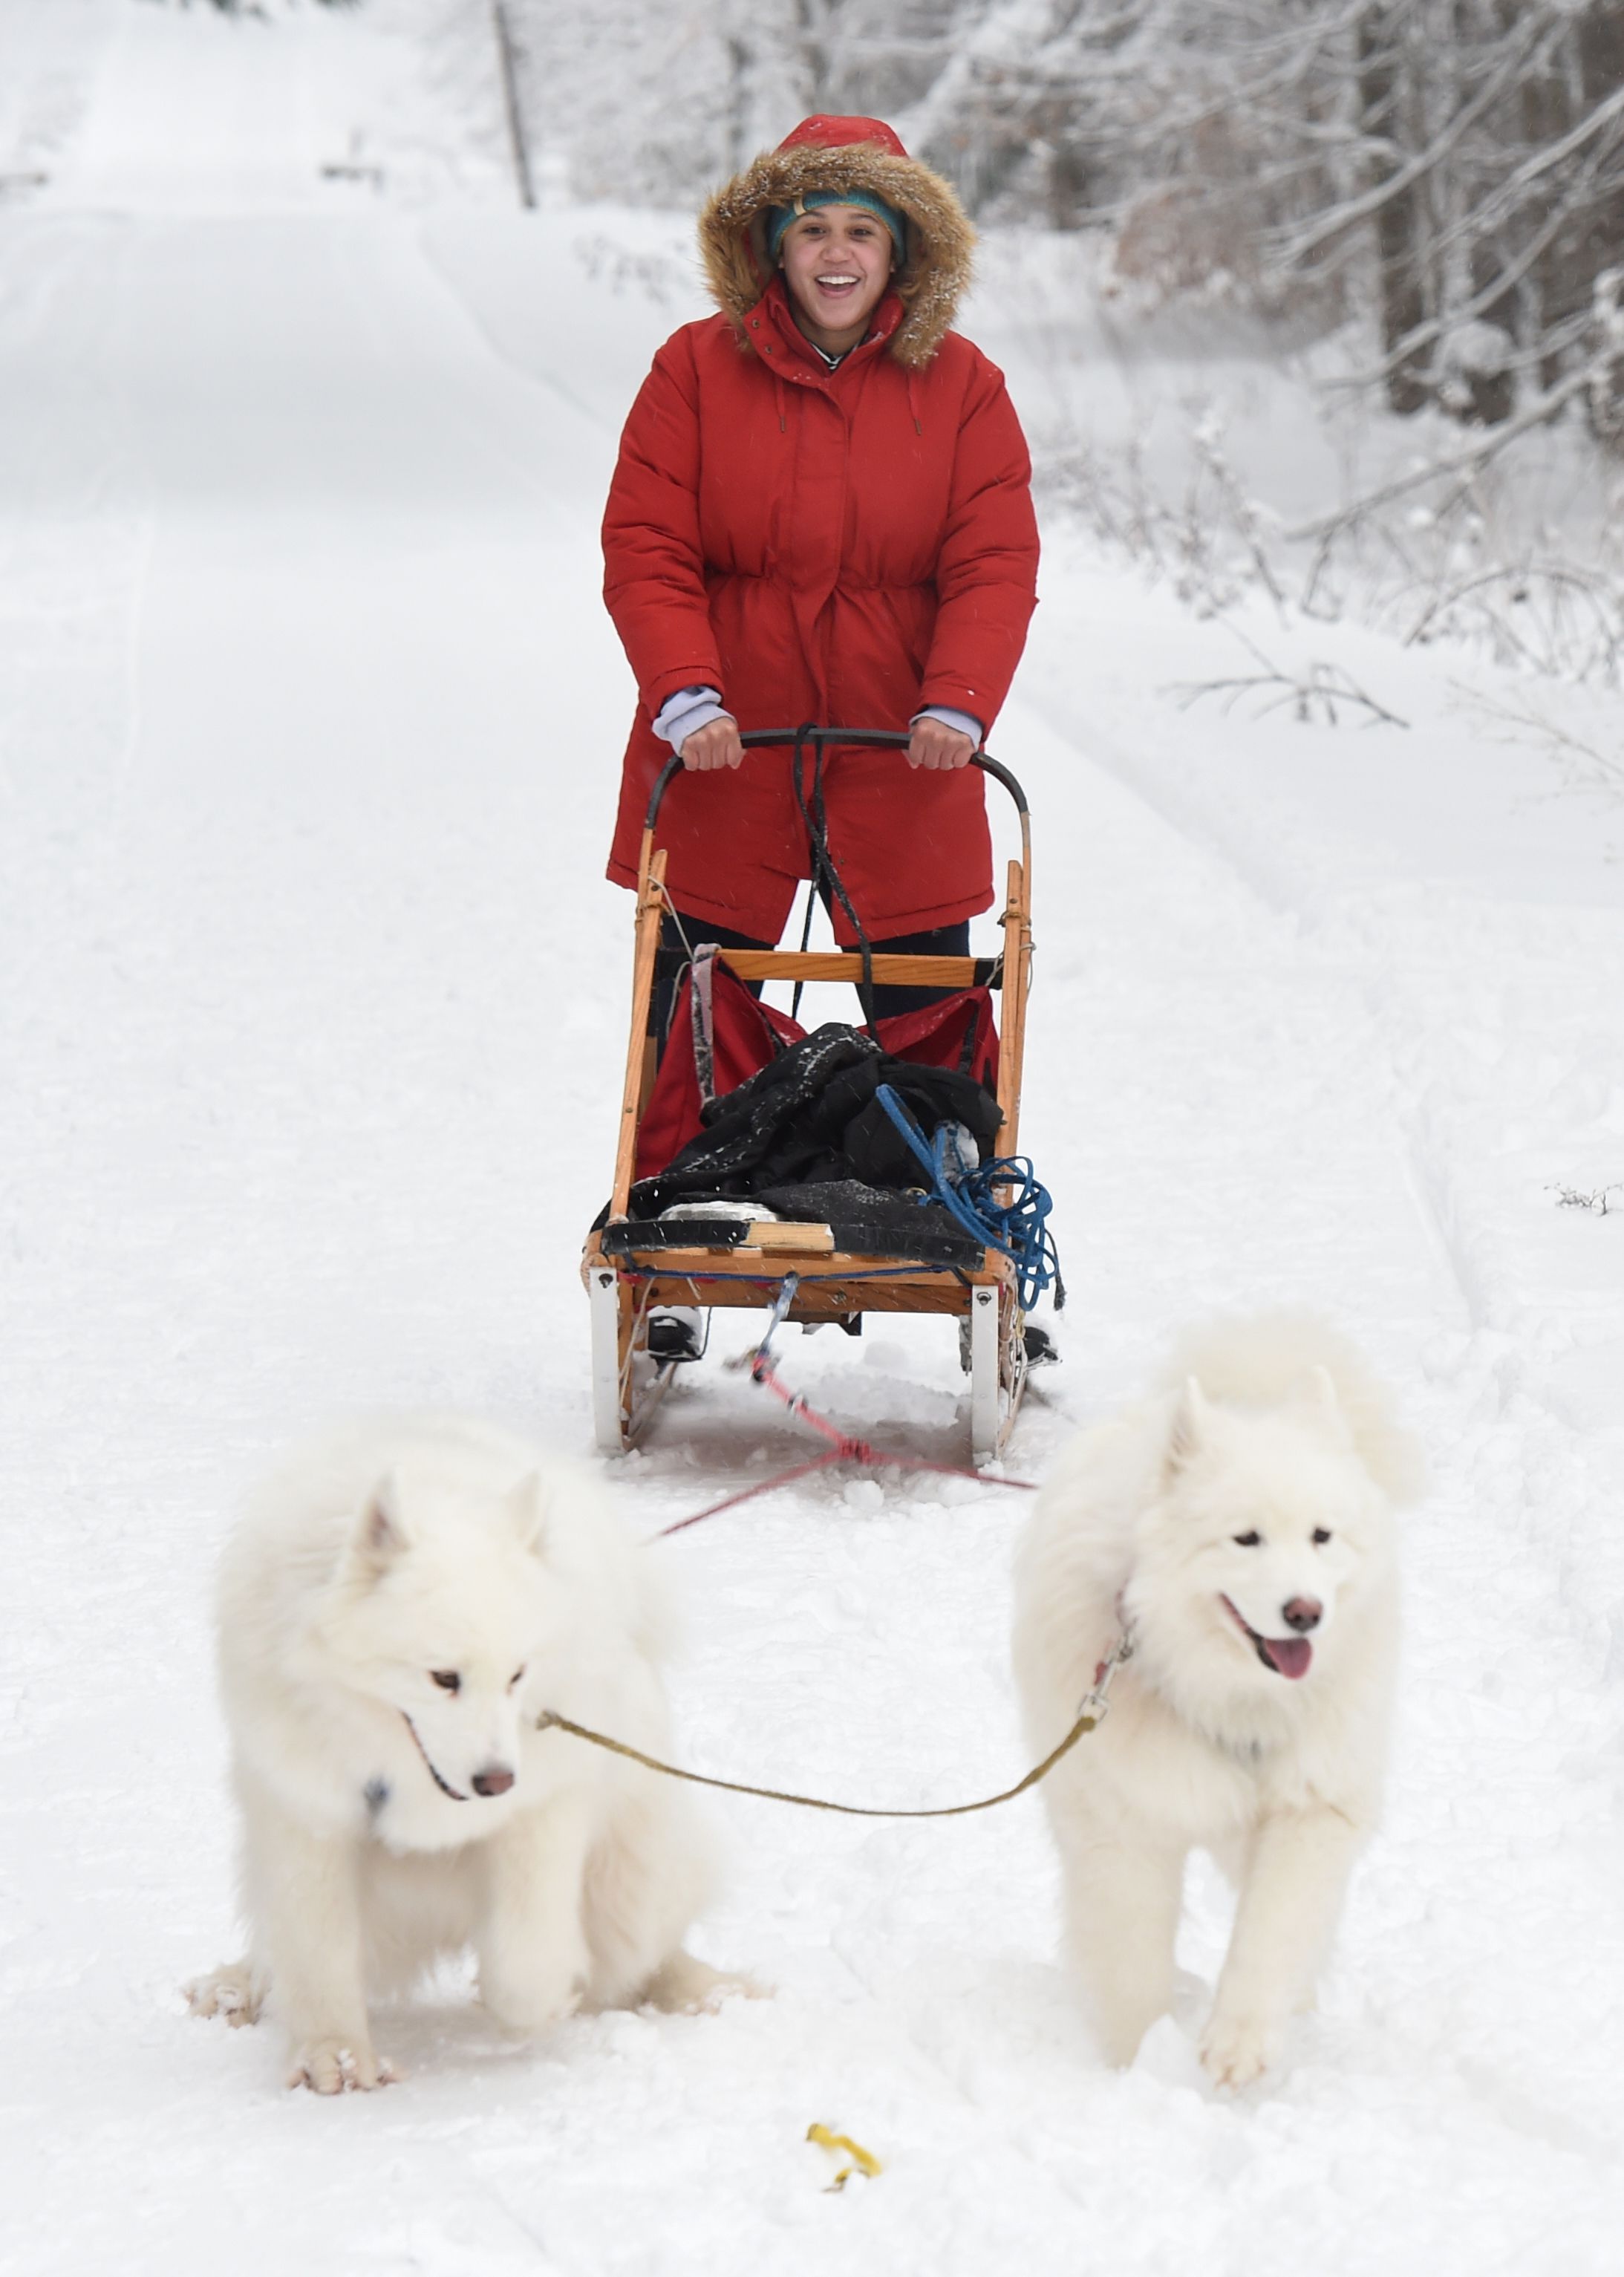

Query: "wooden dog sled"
<box><xmin>582</xmin><ymin>727</ymin><xmax>1037</xmax><ymax>1464</ymax></box>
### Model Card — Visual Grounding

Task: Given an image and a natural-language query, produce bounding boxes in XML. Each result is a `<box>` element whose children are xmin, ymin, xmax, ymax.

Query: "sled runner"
<box><xmin>583</xmin><ymin>728</ymin><xmax>1039</xmax><ymax>1463</ymax></box>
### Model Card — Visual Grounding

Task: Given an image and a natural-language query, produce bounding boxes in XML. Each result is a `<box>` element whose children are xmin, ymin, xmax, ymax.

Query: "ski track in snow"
<box><xmin>1</xmin><ymin>9</ymin><xmax>1622</xmax><ymax>2272</ymax></box>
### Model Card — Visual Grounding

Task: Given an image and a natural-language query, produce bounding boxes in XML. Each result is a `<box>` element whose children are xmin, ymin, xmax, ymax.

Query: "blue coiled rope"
<box><xmin>873</xmin><ymin>1084</ymin><xmax>1063</xmax><ymax>1315</ymax></box>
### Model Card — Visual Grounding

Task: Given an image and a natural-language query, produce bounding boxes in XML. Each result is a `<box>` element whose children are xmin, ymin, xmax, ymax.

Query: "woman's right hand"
<box><xmin>680</xmin><ymin>717</ymin><xmax>743</xmax><ymax>771</ymax></box>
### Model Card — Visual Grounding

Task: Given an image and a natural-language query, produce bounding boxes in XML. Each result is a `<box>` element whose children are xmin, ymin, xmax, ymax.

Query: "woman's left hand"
<box><xmin>907</xmin><ymin>717</ymin><xmax>976</xmax><ymax>771</ymax></box>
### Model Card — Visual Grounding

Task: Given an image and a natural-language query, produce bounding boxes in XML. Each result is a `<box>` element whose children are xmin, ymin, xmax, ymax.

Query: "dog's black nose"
<box><xmin>1282</xmin><ymin>1597</ymin><xmax>1322</xmax><ymax>1633</ymax></box>
<box><xmin>472</xmin><ymin>1765</ymin><xmax>515</xmax><ymax>1797</ymax></box>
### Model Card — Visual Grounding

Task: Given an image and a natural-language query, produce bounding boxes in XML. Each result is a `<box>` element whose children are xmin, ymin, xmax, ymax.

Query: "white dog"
<box><xmin>188</xmin><ymin>1416</ymin><xmax>723</xmax><ymax>2093</ymax></box>
<box><xmin>1013</xmin><ymin>1318</ymin><xmax>1421</xmax><ymax>2089</ymax></box>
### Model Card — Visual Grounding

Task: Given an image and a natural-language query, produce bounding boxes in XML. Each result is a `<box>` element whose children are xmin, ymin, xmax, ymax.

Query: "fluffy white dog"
<box><xmin>1013</xmin><ymin>1317</ymin><xmax>1422</xmax><ymax>2089</ymax></box>
<box><xmin>189</xmin><ymin>1416</ymin><xmax>723</xmax><ymax>2092</ymax></box>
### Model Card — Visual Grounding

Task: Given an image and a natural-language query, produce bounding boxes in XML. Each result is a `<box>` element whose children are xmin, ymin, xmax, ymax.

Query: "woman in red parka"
<box><xmin>602</xmin><ymin>114</ymin><xmax>1039</xmax><ymax>1023</ymax></box>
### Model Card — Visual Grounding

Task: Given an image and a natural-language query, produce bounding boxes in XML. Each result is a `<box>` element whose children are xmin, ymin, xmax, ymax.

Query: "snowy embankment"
<box><xmin>1</xmin><ymin>7</ymin><xmax>1622</xmax><ymax>2273</ymax></box>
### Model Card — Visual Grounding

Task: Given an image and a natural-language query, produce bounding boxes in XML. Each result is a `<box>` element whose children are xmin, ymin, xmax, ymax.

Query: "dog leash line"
<box><xmin>533</xmin><ymin>1634</ymin><xmax>1132</xmax><ymax>1820</ymax></box>
<box><xmin>535</xmin><ymin>1706</ymin><xmax>1097</xmax><ymax>1817</ymax></box>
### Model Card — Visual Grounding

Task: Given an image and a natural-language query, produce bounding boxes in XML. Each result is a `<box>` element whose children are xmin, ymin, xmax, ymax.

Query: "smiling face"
<box><xmin>1126</xmin><ymin>1375</ymin><xmax>1392</xmax><ymax>1716</ymax></box>
<box><xmin>1200</xmin><ymin>1486</ymin><xmax>1360</xmax><ymax>1683</ymax></box>
<box><xmin>777</xmin><ymin>205</ymin><xmax>894</xmax><ymax>353</ymax></box>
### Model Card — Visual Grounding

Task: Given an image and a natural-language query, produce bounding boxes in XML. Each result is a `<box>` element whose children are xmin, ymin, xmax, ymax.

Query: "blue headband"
<box><xmin>766</xmin><ymin>188</ymin><xmax>908</xmax><ymax>263</ymax></box>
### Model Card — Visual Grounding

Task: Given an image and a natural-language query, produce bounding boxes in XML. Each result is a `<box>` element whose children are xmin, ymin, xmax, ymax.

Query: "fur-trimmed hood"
<box><xmin>698</xmin><ymin>114</ymin><xmax>976</xmax><ymax>370</ymax></box>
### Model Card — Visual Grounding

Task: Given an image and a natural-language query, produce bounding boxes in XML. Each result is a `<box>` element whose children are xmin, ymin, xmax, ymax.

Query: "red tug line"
<box><xmin>646</xmin><ymin>1275</ymin><xmax>1037</xmax><ymax>1541</ymax></box>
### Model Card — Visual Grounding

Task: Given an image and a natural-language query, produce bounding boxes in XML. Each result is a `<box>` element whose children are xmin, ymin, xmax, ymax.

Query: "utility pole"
<box><xmin>491</xmin><ymin>1</ymin><xmax>536</xmax><ymax>211</ymax></box>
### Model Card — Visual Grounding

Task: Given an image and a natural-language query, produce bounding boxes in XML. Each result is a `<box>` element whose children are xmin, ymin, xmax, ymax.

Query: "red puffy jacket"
<box><xmin>602</xmin><ymin>117</ymin><xmax>1040</xmax><ymax>944</ymax></box>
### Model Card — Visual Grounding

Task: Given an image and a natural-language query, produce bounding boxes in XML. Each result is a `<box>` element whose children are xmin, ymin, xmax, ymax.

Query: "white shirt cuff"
<box><xmin>653</xmin><ymin>686</ymin><xmax>728</xmax><ymax>752</ymax></box>
<box><xmin>911</xmin><ymin>705</ymin><xmax>985</xmax><ymax>745</ymax></box>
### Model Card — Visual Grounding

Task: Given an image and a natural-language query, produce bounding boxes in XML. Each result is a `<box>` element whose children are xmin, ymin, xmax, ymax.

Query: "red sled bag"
<box><xmin>634</xmin><ymin>955</ymin><xmax>999</xmax><ymax>1185</ymax></box>
<box><xmin>872</xmin><ymin>986</ymin><xmax>998</xmax><ymax>1086</ymax></box>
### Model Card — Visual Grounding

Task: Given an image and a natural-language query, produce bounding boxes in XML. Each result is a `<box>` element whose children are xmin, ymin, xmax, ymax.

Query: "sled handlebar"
<box><xmin>644</xmin><ymin>726</ymin><xmax>1028</xmax><ymax>832</ymax></box>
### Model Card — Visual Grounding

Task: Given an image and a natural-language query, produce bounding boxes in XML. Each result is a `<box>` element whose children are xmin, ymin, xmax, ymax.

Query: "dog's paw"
<box><xmin>640</xmin><ymin>1952</ymin><xmax>769</xmax><ymax>2015</ymax></box>
<box><xmin>1200</xmin><ymin>2007</ymin><xmax>1284</xmax><ymax>2091</ymax></box>
<box><xmin>479</xmin><ymin>1960</ymin><xmax>587</xmax><ymax>2039</ymax></box>
<box><xmin>482</xmin><ymin>1984</ymin><xmax>584</xmax><ymax>2038</ymax></box>
<box><xmin>1095</xmin><ymin>2019</ymin><xmax>1151</xmax><ymax>2069</ymax></box>
<box><xmin>678</xmin><ymin>1966</ymin><xmax>769</xmax><ymax>2015</ymax></box>
<box><xmin>186</xmin><ymin>1962</ymin><xmax>265</xmax><ymax>2028</ymax></box>
<box><xmin>1084</xmin><ymin>1991</ymin><xmax>1167</xmax><ymax>2069</ymax></box>
<box><xmin>286</xmin><ymin>2036</ymin><xmax>398</xmax><ymax>2095</ymax></box>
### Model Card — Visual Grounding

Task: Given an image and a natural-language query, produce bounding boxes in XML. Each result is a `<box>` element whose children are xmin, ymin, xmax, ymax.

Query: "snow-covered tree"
<box><xmin>901</xmin><ymin>0</ymin><xmax>1624</xmax><ymax>436</ymax></box>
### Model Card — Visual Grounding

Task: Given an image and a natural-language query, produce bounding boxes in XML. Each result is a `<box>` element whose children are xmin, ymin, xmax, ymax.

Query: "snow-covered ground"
<box><xmin>2</xmin><ymin>7</ymin><xmax>1621</xmax><ymax>2272</ymax></box>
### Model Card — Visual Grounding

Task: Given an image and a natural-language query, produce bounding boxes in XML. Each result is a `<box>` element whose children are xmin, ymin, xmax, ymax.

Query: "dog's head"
<box><xmin>1128</xmin><ymin>1369</ymin><xmax>1392</xmax><ymax>1702</ymax></box>
<box><xmin>309</xmin><ymin>1467</ymin><xmax>559</xmax><ymax>1805</ymax></box>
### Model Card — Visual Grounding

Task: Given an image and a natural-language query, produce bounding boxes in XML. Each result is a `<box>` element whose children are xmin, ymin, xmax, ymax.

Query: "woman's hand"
<box><xmin>680</xmin><ymin>717</ymin><xmax>744</xmax><ymax>771</ymax></box>
<box><xmin>907</xmin><ymin>717</ymin><xmax>976</xmax><ymax>771</ymax></box>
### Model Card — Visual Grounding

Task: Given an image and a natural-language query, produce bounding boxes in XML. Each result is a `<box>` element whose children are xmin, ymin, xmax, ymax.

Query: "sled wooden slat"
<box><xmin>746</xmin><ymin>1221</ymin><xmax>835</xmax><ymax>1251</ymax></box>
<box><xmin>601</xmin><ymin>1244</ymin><xmax>1007</xmax><ymax>1277</ymax></box>
<box><xmin>996</xmin><ymin>856</ymin><xmax>1032</xmax><ymax>1161</ymax></box>
<box><xmin>610</xmin><ymin>847</ymin><xmax>668</xmax><ymax>1222</ymax></box>
<box><xmin>601</xmin><ymin>1249</ymin><xmax>1012</xmax><ymax>1320</ymax></box>
<box><xmin>716</xmin><ymin>951</ymin><xmax>984</xmax><ymax>987</ymax></box>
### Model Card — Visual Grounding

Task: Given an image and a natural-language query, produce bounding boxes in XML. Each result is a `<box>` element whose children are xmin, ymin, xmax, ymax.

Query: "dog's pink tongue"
<box><xmin>1263</xmin><ymin>1636</ymin><xmax>1313</xmax><ymax>1680</ymax></box>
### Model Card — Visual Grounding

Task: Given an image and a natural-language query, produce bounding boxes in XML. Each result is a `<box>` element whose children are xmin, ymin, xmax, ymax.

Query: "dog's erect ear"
<box><xmin>351</xmin><ymin>1473</ymin><xmax>414</xmax><ymax>1576</ymax></box>
<box><xmin>1299</xmin><ymin>1364</ymin><xmax>1352</xmax><ymax>1442</ymax></box>
<box><xmin>507</xmin><ymin>1470</ymin><xmax>548</xmax><ymax>1556</ymax></box>
<box><xmin>1167</xmin><ymin>1376</ymin><xmax>1212</xmax><ymax>1476</ymax></box>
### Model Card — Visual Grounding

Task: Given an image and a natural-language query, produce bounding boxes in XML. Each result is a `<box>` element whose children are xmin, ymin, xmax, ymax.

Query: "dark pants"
<box><xmin>654</xmin><ymin>909</ymin><xmax>971</xmax><ymax>1048</ymax></box>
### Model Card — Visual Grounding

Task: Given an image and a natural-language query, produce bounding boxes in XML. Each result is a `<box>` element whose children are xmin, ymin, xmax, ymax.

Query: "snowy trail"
<box><xmin>2</xmin><ymin>156</ymin><xmax>1622</xmax><ymax>2277</ymax></box>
